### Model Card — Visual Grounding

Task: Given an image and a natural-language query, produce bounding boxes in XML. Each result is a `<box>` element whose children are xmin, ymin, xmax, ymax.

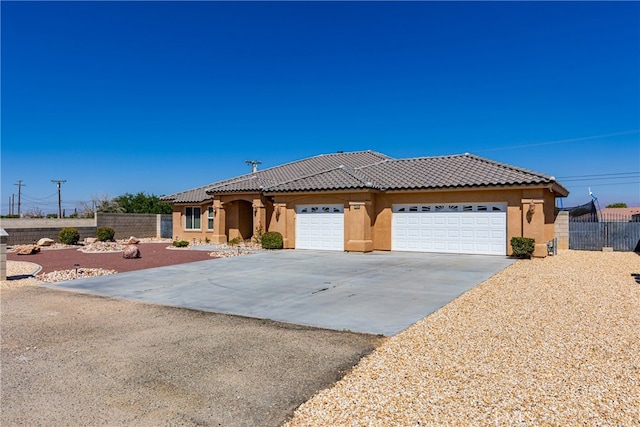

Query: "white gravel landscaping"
<box><xmin>284</xmin><ymin>250</ymin><xmax>640</xmax><ymax>426</ymax></box>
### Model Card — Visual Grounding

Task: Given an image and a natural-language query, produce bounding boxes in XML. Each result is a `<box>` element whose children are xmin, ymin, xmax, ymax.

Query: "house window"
<box><xmin>207</xmin><ymin>206</ymin><xmax>214</xmax><ymax>230</ymax></box>
<box><xmin>185</xmin><ymin>207</ymin><xmax>201</xmax><ymax>230</ymax></box>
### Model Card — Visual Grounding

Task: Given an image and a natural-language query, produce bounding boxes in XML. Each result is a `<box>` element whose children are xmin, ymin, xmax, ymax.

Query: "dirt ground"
<box><xmin>1</xmin><ymin>286</ymin><xmax>383</xmax><ymax>426</ymax></box>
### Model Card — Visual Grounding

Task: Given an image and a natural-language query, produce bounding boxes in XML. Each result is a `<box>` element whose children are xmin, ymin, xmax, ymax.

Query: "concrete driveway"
<box><xmin>45</xmin><ymin>250</ymin><xmax>514</xmax><ymax>335</ymax></box>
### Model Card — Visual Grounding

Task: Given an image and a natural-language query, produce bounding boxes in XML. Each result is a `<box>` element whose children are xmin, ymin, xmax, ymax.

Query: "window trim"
<box><xmin>207</xmin><ymin>206</ymin><xmax>215</xmax><ymax>230</ymax></box>
<box><xmin>184</xmin><ymin>206</ymin><xmax>202</xmax><ymax>230</ymax></box>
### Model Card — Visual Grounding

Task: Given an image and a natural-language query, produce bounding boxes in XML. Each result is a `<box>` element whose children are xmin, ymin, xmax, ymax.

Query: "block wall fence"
<box><xmin>554</xmin><ymin>211</ymin><xmax>569</xmax><ymax>250</ymax></box>
<box><xmin>0</xmin><ymin>214</ymin><xmax>172</xmax><ymax>246</ymax></box>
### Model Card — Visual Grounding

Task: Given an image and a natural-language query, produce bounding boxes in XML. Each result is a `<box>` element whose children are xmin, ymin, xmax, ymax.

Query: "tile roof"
<box><xmin>162</xmin><ymin>151</ymin><xmax>568</xmax><ymax>203</ymax></box>
<box><xmin>161</xmin><ymin>150</ymin><xmax>390</xmax><ymax>203</ymax></box>
<box><xmin>358</xmin><ymin>154</ymin><xmax>563</xmax><ymax>191</ymax></box>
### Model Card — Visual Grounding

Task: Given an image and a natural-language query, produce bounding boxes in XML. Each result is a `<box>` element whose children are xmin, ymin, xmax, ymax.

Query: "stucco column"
<box><xmin>252</xmin><ymin>198</ymin><xmax>267</xmax><ymax>236</ymax></box>
<box><xmin>521</xmin><ymin>198</ymin><xmax>547</xmax><ymax>257</ymax></box>
<box><xmin>210</xmin><ymin>200</ymin><xmax>227</xmax><ymax>243</ymax></box>
<box><xmin>345</xmin><ymin>201</ymin><xmax>373</xmax><ymax>252</ymax></box>
<box><xmin>271</xmin><ymin>203</ymin><xmax>291</xmax><ymax>248</ymax></box>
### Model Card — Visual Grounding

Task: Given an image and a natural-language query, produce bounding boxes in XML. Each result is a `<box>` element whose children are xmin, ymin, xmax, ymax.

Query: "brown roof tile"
<box><xmin>162</xmin><ymin>151</ymin><xmax>568</xmax><ymax>201</ymax></box>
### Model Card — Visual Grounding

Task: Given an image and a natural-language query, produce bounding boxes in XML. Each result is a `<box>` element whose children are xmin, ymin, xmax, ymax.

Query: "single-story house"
<box><xmin>161</xmin><ymin>151</ymin><xmax>569</xmax><ymax>256</ymax></box>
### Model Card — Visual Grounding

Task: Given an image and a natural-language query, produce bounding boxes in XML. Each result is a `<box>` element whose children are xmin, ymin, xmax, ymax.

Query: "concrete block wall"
<box><xmin>554</xmin><ymin>211</ymin><xmax>569</xmax><ymax>250</ymax></box>
<box><xmin>1</xmin><ymin>214</ymin><xmax>170</xmax><ymax>245</ymax></box>
<box><xmin>96</xmin><ymin>213</ymin><xmax>159</xmax><ymax>240</ymax></box>
<box><xmin>0</xmin><ymin>218</ymin><xmax>96</xmax><ymax>246</ymax></box>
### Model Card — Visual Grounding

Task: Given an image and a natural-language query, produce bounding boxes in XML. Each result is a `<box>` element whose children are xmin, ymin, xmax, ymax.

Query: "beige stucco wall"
<box><xmin>172</xmin><ymin>194</ymin><xmax>273</xmax><ymax>244</ymax></box>
<box><xmin>269</xmin><ymin>192</ymin><xmax>373</xmax><ymax>250</ymax></box>
<box><xmin>174</xmin><ymin>186</ymin><xmax>561</xmax><ymax>254</ymax></box>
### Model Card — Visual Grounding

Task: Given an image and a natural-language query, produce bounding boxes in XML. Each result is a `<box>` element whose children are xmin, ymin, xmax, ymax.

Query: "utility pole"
<box><xmin>14</xmin><ymin>180</ymin><xmax>25</xmax><ymax>217</ymax></box>
<box><xmin>11</xmin><ymin>194</ymin><xmax>15</xmax><ymax>216</ymax></box>
<box><xmin>52</xmin><ymin>180</ymin><xmax>67</xmax><ymax>219</ymax></box>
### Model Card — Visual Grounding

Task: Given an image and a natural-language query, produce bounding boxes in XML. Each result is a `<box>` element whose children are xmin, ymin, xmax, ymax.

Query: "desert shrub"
<box><xmin>511</xmin><ymin>237</ymin><xmax>535</xmax><ymax>258</ymax></box>
<box><xmin>261</xmin><ymin>231</ymin><xmax>283</xmax><ymax>249</ymax></box>
<box><xmin>59</xmin><ymin>227</ymin><xmax>80</xmax><ymax>245</ymax></box>
<box><xmin>96</xmin><ymin>227</ymin><xmax>115</xmax><ymax>242</ymax></box>
<box><xmin>252</xmin><ymin>225</ymin><xmax>265</xmax><ymax>245</ymax></box>
<box><xmin>227</xmin><ymin>237</ymin><xmax>242</xmax><ymax>246</ymax></box>
<box><xmin>172</xmin><ymin>240</ymin><xmax>189</xmax><ymax>247</ymax></box>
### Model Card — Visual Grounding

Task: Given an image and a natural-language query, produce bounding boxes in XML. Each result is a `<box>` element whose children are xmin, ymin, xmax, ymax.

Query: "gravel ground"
<box><xmin>285</xmin><ymin>250</ymin><xmax>640</xmax><ymax>426</ymax></box>
<box><xmin>1</xmin><ymin>287</ymin><xmax>383</xmax><ymax>426</ymax></box>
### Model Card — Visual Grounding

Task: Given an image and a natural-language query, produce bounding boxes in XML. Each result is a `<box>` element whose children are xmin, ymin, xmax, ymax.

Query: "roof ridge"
<box><xmin>339</xmin><ymin>165</ymin><xmax>381</xmax><ymax>189</ymax></box>
<box><xmin>260</xmin><ymin>164</ymin><xmax>355</xmax><ymax>190</ymax></box>
<box><xmin>379</xmin><ymin>153</ymin><xmax>556</xmax><ymax>181</ymax></box>
<box><xmin>257</xmin><ymin>150</ymin><xmax>390</xmax><ymax>175</ymax></box>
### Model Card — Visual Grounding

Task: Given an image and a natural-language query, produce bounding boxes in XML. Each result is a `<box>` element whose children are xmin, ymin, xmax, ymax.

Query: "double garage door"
<box><xmin>392</xmin><ymin>204</ymin><xmax>507</xmax><ymax>255</ymax></box>
<box><xmin>295</xmin><ymin>203</ymin><xmax>507</xmax><ymax>255</ymax></box>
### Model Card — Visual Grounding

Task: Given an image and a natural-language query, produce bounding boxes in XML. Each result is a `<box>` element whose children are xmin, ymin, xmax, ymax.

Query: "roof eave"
<box><xmin>551</xmin><ymin>182</ymin><xmax>570</xmax><ymax>197</ymax></box>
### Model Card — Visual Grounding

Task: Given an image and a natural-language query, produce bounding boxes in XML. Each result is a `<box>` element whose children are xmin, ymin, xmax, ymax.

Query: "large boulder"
<box><xmin>16</xmin><ymin>245</ymin><xmax>40</xmax><ymax>255</ymax></box>
<box><xmin>37</xmin><ymin>238</ymin><xmax>55</xmax><ymax>247</ymax></box>
<box><xmin>122</xmin><ymin>244</ymin><xmax>141</xmax><ymax>259</ymax></box>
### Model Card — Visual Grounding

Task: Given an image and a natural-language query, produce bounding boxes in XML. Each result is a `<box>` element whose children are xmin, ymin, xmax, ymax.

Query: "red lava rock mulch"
<box><xmin>7</xmin><ymin>243</ymin><xmax>215</xmax><ymax>274</ymax></box>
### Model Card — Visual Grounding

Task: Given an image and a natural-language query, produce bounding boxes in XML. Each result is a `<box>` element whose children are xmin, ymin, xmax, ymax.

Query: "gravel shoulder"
<box><xmin>285</xmin><ymin>250</ymin><xmax>640</xmax><ymax>426</ymax></box>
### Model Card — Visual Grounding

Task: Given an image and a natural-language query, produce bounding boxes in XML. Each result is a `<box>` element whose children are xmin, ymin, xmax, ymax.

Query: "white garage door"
<box><xmin>392</xmin><ymin>204</ymin><xmax>507</xmax><ymax>255</ymax></box>
<box><xmin>296</xmin><ymin>205</ymin><xmax>344</xmax><ymax>251</ymax></box>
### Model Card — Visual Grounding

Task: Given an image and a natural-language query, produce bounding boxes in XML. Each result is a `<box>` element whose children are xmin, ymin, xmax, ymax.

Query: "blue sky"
<box><xmin>2</xmin><ymin>1</ymin><xmax>639</xmax><ymax>216</ymax></box>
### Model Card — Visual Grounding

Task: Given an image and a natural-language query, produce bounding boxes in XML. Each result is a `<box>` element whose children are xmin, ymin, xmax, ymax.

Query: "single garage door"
<box><xmin>296</xmin><ymin>205</ymin><xmax>344</xmax><ymax>251</ymax></box>
<box><xmin>392</xmin><ymin>203</ymin><xmax>507</xmax><ymax>255</ymax></box>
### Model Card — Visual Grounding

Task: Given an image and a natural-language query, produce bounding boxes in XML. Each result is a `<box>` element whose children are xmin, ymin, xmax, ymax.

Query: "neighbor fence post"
<box><xmin>0</xmin><ymin>229</ymin><xmax>8</xmax><ymax>281</ymax></box>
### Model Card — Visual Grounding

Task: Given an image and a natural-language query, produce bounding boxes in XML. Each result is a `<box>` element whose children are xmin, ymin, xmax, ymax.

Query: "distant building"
<box><xmin>597</xmin><ymin>208</ymin><xmax>640</xmax><ymax>222</ymax></box>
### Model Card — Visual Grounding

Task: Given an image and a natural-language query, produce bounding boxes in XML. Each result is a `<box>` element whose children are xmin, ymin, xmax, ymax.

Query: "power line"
<box><xmin>560</xmin><ymin>175</ymin><xmax>640</xmax><ymax>183</ymax></box>
<box><xmin>572</xmin><ymin>180</ymin><xmax>640</xmax><ymax>188</ymax></box>
<box><xmin>476</xmin><ymin>129</ymin><xmax>640</xmax><ymax>153</ymax></box>
<box><xmin>556</xmin><ymin>171</ymin><xmax>639</xmax><ymax>179</ymax></box>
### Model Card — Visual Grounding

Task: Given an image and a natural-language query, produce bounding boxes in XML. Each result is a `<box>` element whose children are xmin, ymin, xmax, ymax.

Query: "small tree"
<box><xmin>606</xmin><ymin>202</ymin><xmax>627</xmax><ymax>208</ymax></box>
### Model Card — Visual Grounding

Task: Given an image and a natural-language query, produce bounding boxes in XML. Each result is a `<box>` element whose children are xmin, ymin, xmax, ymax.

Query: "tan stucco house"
<box><xmin>161</xmin><ymin>151</ymin><xmax>569</xmax><ymax>256</ymax></box>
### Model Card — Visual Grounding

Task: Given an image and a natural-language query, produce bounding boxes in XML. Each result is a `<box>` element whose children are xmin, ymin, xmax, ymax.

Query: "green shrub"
<box><xmin>96</xmin><ymin>227</ymin><xmax>115</xmax><ymax>242</ymax></box>
<box><xmin>172</xmin><ymin>240</ymin><xmax>189</xmax><ymax>247</ymax></box>
<box><xmin>59</xmin><ymin>227</ymin><xmax>80</xmax><ymax>245</ymax></box>
<box><xmin>261</xmin><ymin>231</ymin><xmax>283</xmax><ymax>249</ymax></box>
<box><xmin>510</xmin><ymin>237</ymin><xmax>535</xmax><ymax>258</ymax></box>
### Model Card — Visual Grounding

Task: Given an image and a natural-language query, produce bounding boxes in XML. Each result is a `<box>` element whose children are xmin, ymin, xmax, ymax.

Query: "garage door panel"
<box><xmin>460</xmin><ymin>229</ymin><xmax>475</xmax><ymax>239</ymax></box>
<box><xmin>392</xmin><ymin>204</ymin><xmax>506</xmax><ymax>255</ymax></box>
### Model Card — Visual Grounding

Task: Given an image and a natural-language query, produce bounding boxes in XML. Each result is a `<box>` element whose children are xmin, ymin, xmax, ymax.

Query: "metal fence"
<box><xmin>160</xmin><ymin>214</ymin><xmax>173</xmax><ymax>239</ymax></box>
<box><xmin>569</xmin><ymin>216</ymin><xmax>640</xmax><ymax>252</ymax></box>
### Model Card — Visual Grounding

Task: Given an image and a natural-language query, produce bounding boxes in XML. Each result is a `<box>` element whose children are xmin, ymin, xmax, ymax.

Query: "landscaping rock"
<box><xmin>122</xmin><ymin>245</ymin><xmax>141</xmax><ymax>259</ymax></box>
<box><xmin>84</xmin><ymin>237</ymin><xmax>98</xmax><ymax>244</ymax></box>
<box><xmin>16</xmin><ymin>245</ymin><xmax>40</xmax><ymax>255</ymax></box>
<box><xmin>127</xmin><ymin>236</ymin><xmax>140</xmax><ymax>244</ymax></box>
<box><xmin>37</xmin><ymin>238</ymin><xmax>55</xmax><ymax>247</ymax></box>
